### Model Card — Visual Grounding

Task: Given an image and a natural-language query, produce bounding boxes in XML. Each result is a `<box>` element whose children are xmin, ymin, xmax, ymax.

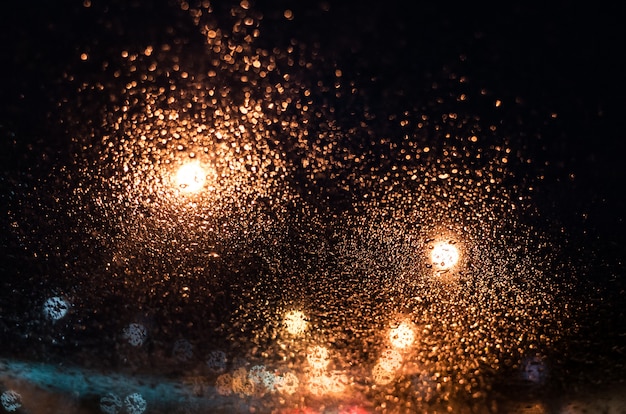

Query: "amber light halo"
<box><xmin>430</xmin><ymin>240</ymin><xmax>461</xmax><ymax>272</ymax></box>
<box><xmin>173</xmin><ymin>161</ymin><xmax>207</xmax><ymax>193</ymax></box>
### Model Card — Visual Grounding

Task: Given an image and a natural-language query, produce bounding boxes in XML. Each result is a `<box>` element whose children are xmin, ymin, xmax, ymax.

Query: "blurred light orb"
<box><xmin>283</xmin><ymin>310</ymin><xmax>308</xmax><ymax>335</ymax></box>
<box><xmin>389</xmin><ymin>321</ymin><xmax>416</xmax><ymax>349</ymax></box>
<box><xmin>521</xmin><ymin>356</ymin><xmax>548</xmax><ymax>384</ymax></box>
<box><xmin>206</xmin><ymin>350</ymin><xmax>227</xmax><ymax>372</ymax></box>
<box><xmin>0</xmin><ymin>391</ymin><xmax>22</xmax><ymax>412</ymax></box>
<box><xmin>430</xmin><ymin>241</ymin><xmax>460</xmax><ymax>271</ymax></box>
<box><xmin>123</xmin><ymin>323</ymin><xmax>148</xmax><ymax>347</ymax></box>
<box><xmin>307</xmin><ymin>345</ymin><xmax>330</xmax><ymax>371</ymax></box>
<box><xmin>174</xmin><ymin>161</ymin><xmax>206</xmax><ymax>192</ymax></box>
<box><xmin>275</xmin><ymin>372</ymin><xmax>300</xmax><ymax>395</ymax></box>
<box><xmin>42</xmin><ymin>296</ymin><xmax>70</xmax><ymax>321</ymax></box>
<box><xmin>248</xmin><ymin>365</ymin><xmax>278</xmax><ymax>391</ymax></box>
<box><xmin>231</xmin><ymin>367</ymin><xmax>255</xmax><ymax>396</ymax></box>
<box><xmin>123</xmin><ymin>393</ymin><xmax>146</xmax><ymax>414</ymax></box>
<box><xmin>372</xmin><ymin>349</ymin><xmax>403</xmax><ymax>385</ymax></box>
<box><xmin>99</xmin><ymin>393</ymin><xmax>122</xmax><ymax>414</ymax></box>
<box><xmin>307</xmin><ymin>371</ymin><xmax>347</xmax><ymax>396</ymax></box>
<box><xmin>216</xmin><ymin>373</ymin><xmax>234</xmax><ymax>396</ymax></box>
<box><xmin>372</xmin><ymin>363</ymin><xmax>396</xmax><ymax>385</ymax></box>
<box><xmin>172</xmin><ymin>338</ymin><xmax>193</xmax><ymax>362</ymax></box>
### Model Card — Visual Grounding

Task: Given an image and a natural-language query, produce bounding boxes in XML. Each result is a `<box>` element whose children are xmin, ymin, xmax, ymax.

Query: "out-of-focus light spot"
<box><xmin>521</xmin><ymin>356</ymin><xmax>548</xmax><ymax>384</ymax></box>
<box><xmin>216</xmin><ymin>373</ymin><xmax>234</xmax><ymax>396</ymax></box>
<box><xmin>0</xmin><ymin>391</ymin><xmax>22</xmax><ymax>412</ymax></box>
<box><xmin>275</xmin><ymin>372</ymin><xmax>299</xmax><ymax>395</ymax></box>
<box><xmin>174</xmin><ymin>161</ymin><xmax>206</xmax><ymax>193</ymax></box>
<box><xmin>123</xmin><ymin>393</ymin><xmax>146</xmax><ymax>414</ymax></box>
<box><xmin>80</xmin><ymin>52</ymin><xmax>89</xmax><ymax>61</ymax></box>
<box><xmin>43</xmin><ymin>296</ymin><xmax>70</xmax><ymax>321</ymax></box>
<box><xmin>283</xmin><ymin>9</ymin><xmax>293</xmax><ymax>20</ymax></box>
<box><xmin>231</xmin><ymin>367</ymin><xmax>255</xmax><ymax>396</ymax></box>
<box><xmin>389</xmin><ymin>321</ymin><xmax>416</xmax><ymax>350</ymax></box>
<box><xmin>123</xmin><ymin>323</ymin><xmax>147</xmax><ymax>346</ymax></box>
<box><xmin>307</xmin><ymin>345</ymin><xmax>330</xmax><ymax>371</ymax></box>
<box><xmin>430</xmin><ymin>241</ymin><xmax>460</xmax><ymax>271</ymax></box>
<box><xmin>100</xmin><ymin>393</ymin><xmax>122</xmax><ymax>414</ymax></box>
<box><xmin>307</xmin><ymin>371</ymin><xmax>347</xmax><ymax>396</ymax></box>
<box><xmin>283</xmin><ymin>310</ymin><xmax>308</xmax><ymax>335</ymax></box>
<box><xmin>172</xmin><ymin>338</ymin><xmax>193</xmax><ymax>361</ymax></box>
<box><xmin>372</xmin><ymin>349</ymin><xmax>403</xmax><ymax>385</ymax></box>
<box><xmin>248</xmin><ymin>365</ymin><xmax>278</xmax><ymax>392</ymax></box>
<box><xmin>372</xmin><ymin>364</ymin><xmax>399</xmax><ymax>385</ymax></box>
<box><xmin>378</xmin><ymin>349</ymin><xmax>403</xmax><ymax>370</ymax></box>
<box><xmin>206</xmin><ymin>350</ymin><xmax>227</xmax><ymax>372</ymax></box>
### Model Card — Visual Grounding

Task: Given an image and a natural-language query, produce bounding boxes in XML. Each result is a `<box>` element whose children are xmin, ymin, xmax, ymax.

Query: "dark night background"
<box><xmin>1</xmin><ymin>0</ymin><xmax>625</xmax><ymax>409</ymax></box>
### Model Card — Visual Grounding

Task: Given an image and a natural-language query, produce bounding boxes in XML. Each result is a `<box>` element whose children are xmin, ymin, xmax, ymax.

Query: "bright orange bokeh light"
<box><xmin>389</xmin><ymin>321</ymin><xmax>416</xmax><ymax>350</ymax></box>
<box><xmin>430</xmin><ymin>241</ymin><xmax>460</xmax><ymax>271</ymax></box>
<box><xmin>174</xmin><ymin>161</ymin><xmax>206</xmax><ymax>193</ymax></box>
<box><xmin>283</xmin><ymin>310</ymin><xmax>308</xmax><ymax>336</ymax></box>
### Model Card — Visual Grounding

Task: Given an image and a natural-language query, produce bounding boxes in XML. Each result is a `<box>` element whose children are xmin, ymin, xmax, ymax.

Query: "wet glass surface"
<box><xmin>1</xmin><ymin>1</ymin><xmax>624</xmax><ymax>413</ymax></box>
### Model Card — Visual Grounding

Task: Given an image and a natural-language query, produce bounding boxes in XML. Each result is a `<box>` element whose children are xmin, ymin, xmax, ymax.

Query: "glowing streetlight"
<box><xmin>307</xmin><ymin>345</ymin><xmax>330</xmax><ymax>371</ymax></box>
<box><xmin>389</xmin><ymin>321</ymin><xmax>416</xmax><ymax>350</ymax></box>
<box><xmin>174</xmin><ymin>161</ymin><xmax>206</xmax><ymax>193</ymax></box>
<box><xmin>282</xmin><ymin>310</ymin><xmax>308</xmax><ymax>336</ymax></box>
<box><xmin>430</xmin><ymin>241</ymin><xmax>460</xmax><ymax>271</ymax></box>
<box><xmin>372</xmin><ymin>349</ymin><xmax>403</xmax><ymax>385</ymax></box>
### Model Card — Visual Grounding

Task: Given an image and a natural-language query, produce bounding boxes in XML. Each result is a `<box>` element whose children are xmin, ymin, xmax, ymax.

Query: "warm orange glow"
<box><xmin>307</xmin><ymin>345</ymin><xmax>330</xmax><ymax>371</ymax></box>
<box><xmin>430</xmin><ymin>241</ymin><xmax>460</xmax><ymax>271</ymax></box>
<box><xmin>307</xmin><ymin>371</ymin><xmax>347</xmax><ymax>396</ymax></box>
<box><xmin>174</xmin><ymin>161</ymin><xmax>206</xmax><ymax>193</ymax></box>
<box><xmin>372</xmin><ymin>349</ymin><xmax>403</xmax><ymax>385</ymax></box>
<box><xmin>389</xmin><ymin>321</ymin><xmax>416</xmax><ymax>350</ymax></box>
<box><xmin>283</xmin><ymin>310</ymin><xmax>308</xmax><ymax>335</ymax></box>
<box><xmin>275</xmin><ymin>372</ymin><xmax>299</xmax><ymax>395</ymax></box>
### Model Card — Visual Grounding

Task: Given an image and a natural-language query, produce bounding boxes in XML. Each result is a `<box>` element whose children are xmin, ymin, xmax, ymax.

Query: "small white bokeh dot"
<box><xmin>123</xmin><ymin>393</ymin><xmax>147</xmax><ymax>414</ymax></box>
<box><xmin>99</xmin><ymin>393</ymin><xmax>122</xmax><ymax>414</ymax></box>
<box><xmin>43</xmin><ymin>296</ymin><xmax>70</xmax><ymax>321</ymax></box>
<box><xmin>1</xmin><ymin>390</ymin><xmax>22</xmax><ymax>412</ymax></box>
<box><xmin>123</xmin><ymin>323</ymin><xmax>148</xmax><ymax>347</ymax></box>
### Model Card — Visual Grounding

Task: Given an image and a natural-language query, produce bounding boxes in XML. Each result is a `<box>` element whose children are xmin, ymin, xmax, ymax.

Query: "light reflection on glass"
<box><xmin>306</xmin><ymin>371</ymin><xmax>348</xmax><ymax>396</ymax></box>
<box><xmin>388</xmin><ymin>320</ymin><xmax>416</xmax><ymax>350</ymax></box>
<box><xmin>307</xmin><ymin>345</ymin><xmax>330</xmax><ymax>371</ymax></box>
<box><xmin>283</xmin><ymin>310</ymin><xmax>308</xmax><ymax>336</ymax></box>
<box><xmin>430</xmin><ymin>241</ymin><xmax>460</xmax><ymax>271</ymax></box>
<box><xmin>173</xmin><ymin>161</ymin><xmax>207</xmax><ymax>193</ymax></box>
<box><xmin>372</xmin><ymin>349</ymin><xmax>403</xmax><ymax>385</ymax></box>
